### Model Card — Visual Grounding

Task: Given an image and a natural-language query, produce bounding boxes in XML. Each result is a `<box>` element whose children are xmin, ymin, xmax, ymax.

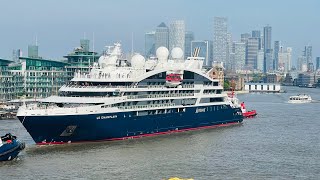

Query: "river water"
<box><xmin>0</xmin><ymin>87</ymin><xmax>319</xmax><ymax>180</ymax></box>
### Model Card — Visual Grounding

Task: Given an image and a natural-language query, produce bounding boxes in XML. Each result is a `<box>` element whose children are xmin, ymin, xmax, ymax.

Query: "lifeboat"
<box><xmin>165</xmin><ymin>73</ymin><xmax>182</xmax><ymax>87</ymax></box>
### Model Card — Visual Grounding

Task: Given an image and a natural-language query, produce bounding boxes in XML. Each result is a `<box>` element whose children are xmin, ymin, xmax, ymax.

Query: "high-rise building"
<box><xmin>303</xmin><ymin>45</ymin><xmax>312</xmax><ymax>64</ymax></box>
<box><xmin>234</xmin><ymin>42</ymin><xmax>246</xmax><ymax>71</ymax></box>
<box><xmin>213</xmin><ymin>17</ymin><xmax>228</xmax><ymax>64</ymax></box>
<box><xmin>246</xmin><ymin>38</ymin><xmax>259</xmax><ymax>69</ymax></box>
<box><xmin>297</xmin><ymin>56</ymin><xmax>307</xmax><ymax>72</ymax></box>
<box><xmin>316</xmin><ymin>57</ymin><xmax>320</xmax><ymax>70</ymax></box>
<box><xmin>12</xmin><ymin>49</ymin><xmax>22</xmax><ymax>62</ymax></box>
<box><xmin>240</xmin><ymin>33</ymin><xmax>251</xmax><ymax>43</ymax></box>
<box><xmin>80</xmin><ymin>39</ymin><xmax>90</xmax><ymax>52</ymax></box>
<box><xmin>169</xmin><ymin>20</ymin><xmax>185</xmax><ymax>55</ymax></box>
<box><xmin>252</xmin><ymin>30</ymin><xmax>262</xmax><ymax>50</ymax></box>
<box><xmin>257</xmin><ymin>50</ymin><xmax>264</xmax><ymax>71</ymax></box>
<box><xmin>184</xmin><ymin>31</ymin><xmax>194</xmax><ymax>58</ymax></box>
<box><xmin>263</xmin><ymin>25</ymin><xmax>272</xmax><ymax>72</ymax></box>
<box><xmin>274</xmin><ymin>41</ymin><xmax>280</xmax><ymax>70</ymax></box>
<box><xmin>278</xmin><ymin>47</ymin><xmax>292</xmax><ymax>72</ymax></box>
<box><xmin>28</xmin><ymin>45</ymin><xmax>39</xmax><ymax>58</ymax></box>
<box><xmin>155</xmin><ymin>22</ymin><xmax>169</xmax><ymax>50</ymax></box>
<box><xmin>145</xmin><ymin>31</ymin><xmax>155</xmax><ymax>57</ymax></box>
<box><xmin>263</xmin><ymin>25</ymin><xmax>272</xmax><ymax>50</ymax></box>
<box><xmin>226</xmin><ymin>32</ymin><xmax>233</xmax><ymax>71</ymax></box>
<box><xmin>191</xmin><ymin>40</ymin><xmax>213</xmax><ymax>66</ymax></box>
<box><xmin>265</xmin><ymin>49</ymin><xmax>274</xmax><ymax>72</ymax></box>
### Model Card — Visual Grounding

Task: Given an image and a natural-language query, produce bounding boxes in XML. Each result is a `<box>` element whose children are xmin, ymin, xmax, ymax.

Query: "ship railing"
<box><xmin>117</xmin><ymin>103</ymin><xmax>175</xmax><ymax>110</ymax></box>
<box><xmin>126</xmin><ymin>93</ymin><xmax>195</xmax><ymax>99</ymax></box>
<box><xmin>62</xmin><ymin>84</ymin><xmax>196</xmax><ymax>90</ymax></box>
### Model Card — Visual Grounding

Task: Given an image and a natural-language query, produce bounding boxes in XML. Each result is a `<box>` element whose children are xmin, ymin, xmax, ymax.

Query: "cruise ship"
<box><xmin>17</xmin><ymin>43</ymin><xmax>243</xmax><ymax>145</ymax></box>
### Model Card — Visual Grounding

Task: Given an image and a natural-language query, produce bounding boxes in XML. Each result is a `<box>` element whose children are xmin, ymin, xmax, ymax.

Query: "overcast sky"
<box><xmin>0</xmin><ymin>0</ymin><xmax>319</xmax><ymax>65</ymax></box>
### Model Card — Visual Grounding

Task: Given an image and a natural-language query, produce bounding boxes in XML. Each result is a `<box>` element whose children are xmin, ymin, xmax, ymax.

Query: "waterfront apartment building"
<box><xmin>0</xmin><ymin>39</ymin><xmax>100</xmax><ymax>101</ymax></box>
<box><xmin>63</xmin><ymin>39</ymin><xmax>99</xmax><ymax>81</ymax></box>
<box><xmin>18</xmin><ymin>56</ymin><xmax>69</xmax><ymax>98</ymax></box>
<box><xmin>0</xmin><ymin>59</ymin><xmax>23</xmax><ymax>101</ymax></box>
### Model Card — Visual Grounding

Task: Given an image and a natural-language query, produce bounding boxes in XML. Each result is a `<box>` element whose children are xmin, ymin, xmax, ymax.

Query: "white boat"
<box><xmin>288</xmin><ymin>94</ymin><xmax>312</xmax><ymax>103</ymax></box>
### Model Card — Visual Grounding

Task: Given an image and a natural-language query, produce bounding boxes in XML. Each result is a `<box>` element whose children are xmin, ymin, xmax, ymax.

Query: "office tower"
<box><xmin>265</xmin><ymin>49</ymin><xmax>273</xmax><ymax>72</ymax></box>
<box><xmin>80</xmin><ymin>39</ymin><xmax>90</xmax><ymax>52</ymax></box>
<box><xmin>155</xmin><ymin>22</ymin><xmax>169</xmax><ymax>50</ymax></box>
<box><xmin>316</xmin><ymin>57</ymin><xmax>320</xmax><ymax>70</ymax></box>
<box><xmin>252</xmin><ymin>30</ymin><xmax>262</xmax><ymax>50</ymax></box>
<box><xmin>274</xmin><ymin>41</ymin><xmax>280</xmax><ymax>70</ymax></box>
<box><xmin>225</xmin><ymin>32</ymin><xmax>233</xmax><ymax>71</ymax></box>
<box><xmin>191</xmin><ymin>40</ymin><xmax>213</xmax><ymax>66</ymax></box>
<box><xmin>169</xmin><ymin>20</ymin><xmax>185</xmax><ymax>54</ymax></box>
<box><xmin>263</xmin><ymin>25</ymin><xmax>272</xmax><ymax>50</ymax></box>
<box><xmin>246</xmin><ymin>38</ymin><xmax>259</xmax><ymax>69</ymax></box>
<box><xmin>12</xmin><ymin>49</ymin><xmax>22</xmax><ymax>62</ymax></box>
<box><xmin>303</xmin><ymin>45</ymin><xmax>312</xmax><ymax>64</ymax></box>
<box><xmin>278</xmin><ymin>47</ymin><xmax>292</xmax><ymax>72</ymax></box>
<box><xmin>213</xmin><ymin>17</ymin><xmax>228</xmax><ymax>64</ymax></box>
<box><xmin>28</xmin><ymin>45</ymin><xmax>39</xmax><ymax>58</ymax></box>
<box><xmin>257</xmin><ymin>50</ymin><xmax>264</xmax><ymax>71</ymax></box>
<box><xmin>297</xmin><ymin>56</ymin><xmax>307</xmax><ymax>72</ymax></box>
<box><xmin>184</xmin><ymin>31</ymin><xmax>194</xmax><ymax>58</ymax></box>
<box><xmin>234</xmin><ymin>42</ymin><xmax>246</xmax><ymax>71</ymax></box>
<box><xmin>263</xmin><ymin>25</ymin><xmax>272</xmax><ymax>72</ymax></box>
<box><xmin>145</xmin><ymin>31</ymin><xmax>155</xmax><ymax>57</ymax></box>
<box><xmin>240</xmin><ymin>33</ymin><xmax>251</xmax><ymax>43</ymax></box>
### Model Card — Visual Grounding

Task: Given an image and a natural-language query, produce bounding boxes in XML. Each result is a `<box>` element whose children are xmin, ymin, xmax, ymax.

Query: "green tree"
<box><xmin>224</xmin><ymin>80</ymin><xmax>230</xmax><ymax>90</ymax></box>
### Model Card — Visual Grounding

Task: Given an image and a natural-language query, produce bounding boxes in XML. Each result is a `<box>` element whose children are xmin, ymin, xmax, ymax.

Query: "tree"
<box><xmin>224</xmin><ymin>80</ymin><xmax>230</xmax><ymax>90</ymax></box>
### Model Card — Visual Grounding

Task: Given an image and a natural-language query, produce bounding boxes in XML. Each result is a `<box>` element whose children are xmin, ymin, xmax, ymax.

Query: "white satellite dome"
<box><xmin>171</xmin><ymin>47</ymin><xmax>183</xmax><ymax>59</ymax></box>
<box><xmin>98</xmin><ymin>56</ymin><xmax>107</xmax><ymax>68</ymax></box>
<box><xmin>106</xmin><ymin>56</ymin><xmax>117</xmax><ymax>66</ymax></box>
<box><xmin>131</xmin><ymin>53</ymin><xmax>145</xmax><ymax>68</ymax></box>
<box><xmin>156</xmin><ymin>47</ymin><xmax>169</xmax><ymax>61</ymax></box>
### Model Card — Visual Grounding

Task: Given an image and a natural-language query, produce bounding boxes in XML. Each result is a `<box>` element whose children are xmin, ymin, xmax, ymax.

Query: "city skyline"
<box><xmin>0</xmin><ymin>0</ymin><xmax>319</xmax><ymax>63</ymax></box>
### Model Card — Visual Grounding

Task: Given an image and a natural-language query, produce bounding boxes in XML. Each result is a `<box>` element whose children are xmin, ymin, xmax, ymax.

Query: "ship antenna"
<box><xmin>35</xmin><ymin>34</ymin><xmax>38</xmax><ymax>46</ymax></box>
<box><xmin>91</xmin><ymin>32</ymin><xmax>95</xmax><ymax>69</ymax></box>
<box><xmin>131</xmin><ymin>32</ymin><xmax>134</xmax><ymax>57</ymax></box>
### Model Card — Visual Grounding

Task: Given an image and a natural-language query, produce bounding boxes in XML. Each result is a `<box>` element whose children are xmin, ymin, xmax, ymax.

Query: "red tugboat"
<box><xmin>240</xmin><ymin>102</ymin><xmax>257</xmax><ymax>118</ymax></box>
<box><xmin>226</xmin><ymin>91</ymin><xmax>257</xmax><ymax>119</ymax></box>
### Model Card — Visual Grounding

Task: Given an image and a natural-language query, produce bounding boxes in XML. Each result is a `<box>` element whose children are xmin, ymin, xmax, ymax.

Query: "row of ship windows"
<box><xmin>129</xmin><ymin>105</ymin><xmax>229</xmax><ymax>117</ymax></box>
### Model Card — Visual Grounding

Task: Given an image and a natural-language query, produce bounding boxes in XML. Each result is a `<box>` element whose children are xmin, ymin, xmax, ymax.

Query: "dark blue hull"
<box><xmin>17</xmin><ymin>105</ymin><xmax>243</xmax><ymax>145</ymax></box>
<box><xmin>0</xmin><ymin>140</ymin><xmax>25</xmax><ymax>161</ymax></box>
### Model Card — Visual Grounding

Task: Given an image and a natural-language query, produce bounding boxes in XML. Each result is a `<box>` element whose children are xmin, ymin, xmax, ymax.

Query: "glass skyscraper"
<box><xmin>213</xmin><ymin>17</ymin><xmax>228</xmax><ymax>65</ymax></box>
<box><xmin>169</xmin><ymin>20</ymin><xmax>185</xmax><ymax>55</ymax></box>
<box><xmin>145</xmin><ymin>31</ymin><xmax>155</xmax><ymax>57</ymax></box>
<box><xmin>184</xmin><ymin>31</ymin><xmax>194</xmax><ymax>58</ymax></box>
<box><xmin>246</xmin><ymin>38</ymin><xmax>259</xmax><ymax>70</ymax></box>
<box><xmin>155</xmin><ymin>22</ymin><xmax>169</xmax><ymax>50</ymax></box>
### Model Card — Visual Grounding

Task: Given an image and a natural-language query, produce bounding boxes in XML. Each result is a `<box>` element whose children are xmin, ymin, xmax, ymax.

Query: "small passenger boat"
<box><xmin>288</xmin><ymin>94</ymin><xmax>312</xmax><ymax>103</ymax></box>
<box><xmin>0</xmin><ymin>133</ymin><xmax>25</xmax><ymax>161</ymax></box>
